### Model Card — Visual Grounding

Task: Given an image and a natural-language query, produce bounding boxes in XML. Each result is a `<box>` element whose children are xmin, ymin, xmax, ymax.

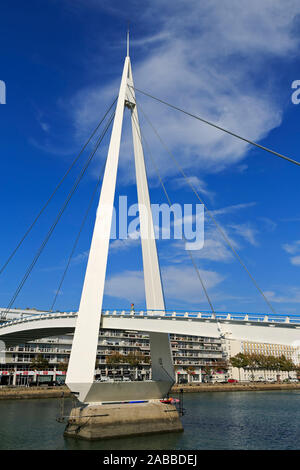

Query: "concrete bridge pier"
<box><xmin>64</xmin><ymin>400</ymin><xmax>183</xmax><ymax>440</ymax></box>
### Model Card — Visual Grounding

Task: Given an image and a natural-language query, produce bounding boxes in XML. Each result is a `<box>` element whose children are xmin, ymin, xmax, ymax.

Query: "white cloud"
<box><xmin>188</xmin><ymin>235</ymin><xmax>233</xmax><ymax>263</ymax></box>
<box><xmin>210</xmin><ymin>202</ymin><xmax>256</xmax><ymax>217</ymax></box>
<box><xmin>39</xmin><ymin>121</ymin><xmax>50</xmax><ymax>133</ymax></box>
<box><xmin>110</xmin><ymin>236</ymin><xmax>140</xmax><ymax>252</ymax></box>
<box><xmin>130</xmin><ymin>32</ymin><xmax>172</xmax><ymax>48</ymax></box>
<box><xmin>107</xmin><ymin>201</ymin><xmax>257</xmax><ymax>259</ymax></box>
<box><xmin>229</xmin><ymin>223</ymin><xmax>259</xmax><ymax>246</ymax></box>
<box><xmin>167</xmin><ymin>229</ymin><xmax>234</xmax><ymax>264</ymax></box>
<box><xmin>283</xmin><ymin>239</ymin><xmax>300</xmax><ymax>255</ymax></box>
<box><xmin>71</xmin><ymin>250</ymin><xmax>89</xmax><ymax>265</ymax></box>
<box><xmin>282</xmin><ymin>239</ymin><xmax>300</xmax><ymax>266</ymax></box>
<box><xmin>163</xmin><ymin>201</ymin><xmax>258</xmax><ymax>263</ymax></box>
<box><xmin>104</xmin><ymin>265</ymin><xmax>224</xmax><ymax>305</ymax></box>
<box><xmin>264</xmin><ymin>288</ymin><xmax>300</xmax><ymax>304</ymax></box>
<box><xmin>172</xmin><ymin>176</ymin><xmax>215</xmax><ymax>201</ymax></box>
<box><xmin>258</xmin><ymin>217</ymin><xmax>277</xmax><ymax>232</ymax></box>
<box><xmin>64</xmin><ymin>1</ymin><xmax>300</xmax><ymax>183</ymax></box>
<box><xmin>161</xmin><ymin>265</ymin><xmax>224</xmax><ymax>304</ymax></box>
<box><xmin>104</xmin><ymin>270</ymin><xmax>145</xmax><ymax>303</ymax></box>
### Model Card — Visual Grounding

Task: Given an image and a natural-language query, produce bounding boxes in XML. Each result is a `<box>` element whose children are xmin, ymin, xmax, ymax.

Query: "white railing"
<box><xmin>1</xmin><ymin>309</ymin><xmax>300</xmax><ymax>329</ymax></box>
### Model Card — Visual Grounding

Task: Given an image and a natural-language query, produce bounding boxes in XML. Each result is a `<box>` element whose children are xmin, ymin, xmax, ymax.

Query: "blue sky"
<box><xmin>1</xmin><ymin>0</ymin><xmax>300</xmax><ymax>314</ymax></box>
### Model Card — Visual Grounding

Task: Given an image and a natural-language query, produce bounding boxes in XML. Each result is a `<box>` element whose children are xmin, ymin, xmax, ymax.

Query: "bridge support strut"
<box><xmin>65</xmin><ymin>34</ymin><xmax>175</xmax><ymax>420</ymax></box>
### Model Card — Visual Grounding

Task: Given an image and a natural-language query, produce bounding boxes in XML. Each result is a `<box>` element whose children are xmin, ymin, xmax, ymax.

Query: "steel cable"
<box><xmin>0</xmin><ymin>97</ymin><xmax>117</xmax><ymax>277</ymax></box>
<box><xmin>130</xmin><ymin>88</ymin><xmax>277</xmax><ymax>315</ymax></box>
<box><xmin>128</xmin><ymin>88</ymin><xmax>215</xmax><ymax>314</ymax></box>
<box><xmin>129</xmin><ymin>86</ymin><xmax>300</xmax><ymax>168</ymax></box>
<box><xmin>50</xmin><ymin>159</ymin><xmax>107</xmax><ymax>312</ymax></box>
<box><xmin>3</xmin><ymin>110</ymin><xmax>115</xmax><ymax>317</ymax></box>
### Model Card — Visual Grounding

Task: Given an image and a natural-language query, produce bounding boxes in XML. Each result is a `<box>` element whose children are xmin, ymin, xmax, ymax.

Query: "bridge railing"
<box><xmin>0</xmin><ymin>311</ymin><xmax>77</xmax><ymax>328</ymax></box>
<box><xmin>1</xmin><ymin>308</ymin><xmax>300</xmax><ymax>328</ymax></box>
<box><xmin>102</xmin><ymin>309</ymin><xmax>300</xmax><ymax>323</ymax></box>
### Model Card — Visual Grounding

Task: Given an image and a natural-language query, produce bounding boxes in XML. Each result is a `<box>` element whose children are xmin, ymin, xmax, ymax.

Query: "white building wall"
<box><xmin>225</xmin><ymin>338</ymin><xmax>300</xmax><ymax>382</ymax></box>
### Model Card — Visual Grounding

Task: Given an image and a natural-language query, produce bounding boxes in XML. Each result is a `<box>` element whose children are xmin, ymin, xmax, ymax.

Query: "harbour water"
<box><xmin>0</xmin><ymin>391</ymin><xmax>299</xmax><ymax>450</ymax></box>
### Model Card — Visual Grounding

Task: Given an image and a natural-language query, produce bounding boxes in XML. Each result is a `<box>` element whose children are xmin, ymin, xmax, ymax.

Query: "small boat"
<box><xmin>160</xmin><ymin>397</ymin><xmax>180</xmax><ymax>404</ymax></box>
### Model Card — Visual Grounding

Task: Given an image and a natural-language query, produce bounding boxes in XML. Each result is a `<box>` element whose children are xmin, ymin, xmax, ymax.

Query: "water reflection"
<box><xmin>0</xmin><ymin>391</ymin><xmax>299</xmax><ymax>450</ymax></box>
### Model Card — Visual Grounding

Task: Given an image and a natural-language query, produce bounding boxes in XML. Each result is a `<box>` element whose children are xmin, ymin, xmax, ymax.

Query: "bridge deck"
<box><xmin>0</xmin><ymin>310</ymin><xmax>300</xmax><ymax>347</ymax></box>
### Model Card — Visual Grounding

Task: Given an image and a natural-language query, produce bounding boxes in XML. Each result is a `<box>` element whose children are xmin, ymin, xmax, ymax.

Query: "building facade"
<box><xmin>225</xmin><ymin>338</ymin><xmax>300</xmax><ymax>382</ymax></box>
<box><xmin>1</xmin><ymin>309</ymin><xmax>299</xmax><ymax>385</ymax></box>
<box><xmin>0</xmin><ymin>310</ymin><xmax>228</xmax><ymax>386</ymax></box>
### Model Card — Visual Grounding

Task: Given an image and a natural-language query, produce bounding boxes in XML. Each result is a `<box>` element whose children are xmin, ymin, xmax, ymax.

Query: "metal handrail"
<box><xmin>1</xmin><ymin>308</ymin><xmax>300</xmax><ymax>329</ymax></box>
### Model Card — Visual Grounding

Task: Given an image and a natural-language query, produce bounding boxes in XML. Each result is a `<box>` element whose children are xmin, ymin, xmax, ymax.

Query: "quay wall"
<box><xmin>1</xmin><ymin>382</ymin><xmax>300</xmax><ymax>399</ymax></box>
<box><xmin>0</xmin><ymin>385</ymin><xmax>71</xmax><ymax>399</ymax></box>
<box><xmin>172</xmin><ymin>382</ymin><xmax>300</xmax><ymax>393</ymax></box>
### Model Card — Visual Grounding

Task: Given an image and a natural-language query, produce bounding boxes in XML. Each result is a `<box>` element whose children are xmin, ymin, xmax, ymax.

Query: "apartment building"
<box><xmin>225</xmin><ymin>338</ymin><xmax>300</xmax><ymax>382</ymax></box>
<box><xmin>0</xmin><ymin>328</ymin><xmax>228</xmax><ymax>386</ymax></box>
<box><xmin>5</xmin><ymin>310</ymin><xmax>299</xmax><ymax>385</ymax></box>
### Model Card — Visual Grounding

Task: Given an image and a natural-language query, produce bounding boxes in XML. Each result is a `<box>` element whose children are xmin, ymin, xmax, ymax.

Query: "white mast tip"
<box><xmin>127</xmin><ymin>25</ymin><xmax>130</xmax><ymax>57</ymax></box>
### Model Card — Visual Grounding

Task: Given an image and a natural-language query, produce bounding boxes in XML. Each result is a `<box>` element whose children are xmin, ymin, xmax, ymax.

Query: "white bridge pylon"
<box><xmin>66</xmin><ymin>42</ymin><xmax>174</xmax><ymax>403</ymax></box>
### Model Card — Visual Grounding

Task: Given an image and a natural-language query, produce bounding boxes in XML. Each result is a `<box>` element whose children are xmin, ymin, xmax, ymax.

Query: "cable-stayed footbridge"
<box><xmin>0</xmin><ymin>308</ymin><xmax>300</xmax><ymax>349</ymax></box>
<box><xmin>1</xmin><ymin>33</ymin><xmax>300</xmax><ymax>405</ymax></box>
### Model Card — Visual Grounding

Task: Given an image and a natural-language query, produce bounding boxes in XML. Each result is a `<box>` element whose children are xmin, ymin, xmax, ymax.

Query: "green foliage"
<box><xmin>106</xmin><ymin>352</ymin><xmax>123</xmax><ymax>365</ymax></box>
<box><xmin>212</xmin><ymin>359</ymin><xmax>229</xmax><ymax>371</ymax></box>
<box><xmin>203</xmin><ymin>365</ymin><xmax>212</xmax><ymax>376</ymax></box>
<box><xmin>57</xmin><ymin>360</ymin><xmax>68</xmax><ymax>372</ymax></box>
<box><xmin>106</xmin><ymin>352</ymin><xmax>150</xmax><ymax>366</ymax></box>
<box><xmin>229</xmin><ymin>353</ymin><xmax>249</xmax><ymax>369</ymax></box>
<box><xmin>230</xmin><ymin>352</ymin><xmax>297</xmax><ymax>373</ymax></box>
<box><xmin>30</xmin><ymin>354</ymin><xmax>50</xmax><ymax>371</ymax></box>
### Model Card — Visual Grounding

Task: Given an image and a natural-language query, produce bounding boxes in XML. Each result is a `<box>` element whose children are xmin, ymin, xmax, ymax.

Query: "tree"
<box><xmin>262</xmin><ymin>354</ymin><xmax>277</xmax><ymax>378</ymax></box>
<box><xmin>255</xmin><ymin>354</ymin><xmax>269</xmax><ymax>380</ymax></box>
<box><xmin>203</xmin><ymin>365</ymin><xmax>212</xmax><ymax>381</ymax></box>
<box><xmin>277</xmin><ymin>355</ymin><xmax>295</xmax><ymax>379</ymax></box>
<box><xmin>30</xmin><ymin>354</ymin><xmax>49</xmax><ymax>371</ymax></box>
<box><xmin>106</xmin><ymin>352</ymin><xmax>124</xmax><ymax>365</ymax></box>
<box><xmin>230</xmin><ymin>352</ymin><xmax>297</xmax><ymax>382</ymax></box>
<box><xmin>106</xmin><ymin>352</ymin><xmax>150</xmax><ymax>367</ymax></box>
<box><xmin>126</xmin><ymin>352</ymin><xmax>150</xmax><ymax>367</ymax></box>
<box><xmin>266</xmin><ymin>355</ymin><xmax>281</xmax><ymax>379</ymax></box>
<box><xmin>186</xmin><ymin>366</ymin><xmax>195</xmax><ymax>382</ymax></box>
<box><xmin>212</xmin><ymin>359</ymin><xmax>229</xmax><ymax>372</ymax></box>
<box><xmin>295</xmin><ymin>366</ymin><xmax>300</xmax><ymax>381</ymax></box>
<box><xmin>246</xmin><ymin>354</ymin><xmax>262</xmax><ymax>381</ymax></box>
<box><xmin>57</xmin><ymin>360</ymin><xmax>68</xmax><ymax>372</ymax></box>
<box><xmin>229</xmin><ymin>353</ymin><xmax>249</xmax><ymax>381</ymax></box>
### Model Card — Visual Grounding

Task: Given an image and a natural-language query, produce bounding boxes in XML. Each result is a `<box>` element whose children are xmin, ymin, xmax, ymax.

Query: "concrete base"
<box><xmin>67</xmin><ymin>379</ymin><xmax>173</xmax><ymax>403</ymax></box>
<box><xmin>64</xmin><ymin>401</ymin><xmax>183</xmax><ymax>440</ymax></box>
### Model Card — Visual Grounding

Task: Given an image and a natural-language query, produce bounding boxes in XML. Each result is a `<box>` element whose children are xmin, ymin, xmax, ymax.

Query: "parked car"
<box><xmin>178</xmin><ymin>378</ymin><xmax>188</xmax><ymax>384</ymax></box>
<box><xmin>49</xmin><ymin>381</ymin><xmax>63</xmax><ymax>387</ymax></box>
<box><xmin>29</xmin><ymin>381</ymin><xmax>38</xmax><ymax>387</ymax></box>
<box><xmin>96</xmin><ymin>377</ymin><xmax>113</xmax><ymax>382</ymax></box>
<box><xmin>227</xmin><ymin>379</ymin><xmax>238</xmax><ymax>383</ymax></box>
